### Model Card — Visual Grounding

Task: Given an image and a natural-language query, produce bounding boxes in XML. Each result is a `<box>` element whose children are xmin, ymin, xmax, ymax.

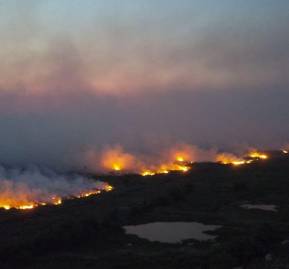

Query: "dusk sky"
<box><xmin>0</xmin><ymin>0</ymin><xmax>288</xmax><ymax>168</ymax></box>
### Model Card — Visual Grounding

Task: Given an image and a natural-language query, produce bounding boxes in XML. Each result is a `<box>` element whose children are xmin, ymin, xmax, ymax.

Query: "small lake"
<box><xmin>124</xmin><ymin>222</ymin><xmax>221</xmax><ymax>243</ymax></box>
<box><xmin>240</xmin><ymin>204</ymin><xmax>277</xmax><ymax>212</ymax></box>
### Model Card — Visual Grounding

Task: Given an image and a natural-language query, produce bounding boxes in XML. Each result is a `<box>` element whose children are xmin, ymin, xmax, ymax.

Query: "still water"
<box><xmin>240</xmin><ymin>204</ymin><xmax>277</xmax><ymax>212</ymax></box>
<box><xmin>124</xmin><ymin>222</ymin><xmax>221</xmax><ymax>243</ymax></box>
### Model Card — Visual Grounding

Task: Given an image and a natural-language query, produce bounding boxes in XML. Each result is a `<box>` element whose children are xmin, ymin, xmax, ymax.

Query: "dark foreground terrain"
<box><xmin>1</xmin><ymin>153</ymin><xmax>289</xmax><ymax>268</ymax></box>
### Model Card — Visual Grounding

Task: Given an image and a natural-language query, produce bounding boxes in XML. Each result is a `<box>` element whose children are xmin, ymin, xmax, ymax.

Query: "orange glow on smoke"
<box><xmin>140</xmin><ymin>145</ymin><xmax>194</xmax><ymax>175</ymax></box>
<box><xmin>169</xmin><ymin>146</ymin><xmax>196</xmax><ymax>164</ymax></box>
<box><xmin>217</xmin><ymin>153</ymin><xmax>254</xmax><ymax>166</ymax></box>
<box><xmin>176</xmin><ymin>156</ymin><xmax>185</xmax><ymax>162</ymax></box>
<box><xmin>139</xmin><ymin>145</ymin><xmax>208</xmax><ymax>176</ymax></box>
<box><xmin>101</xmin><ymin>146</ymin><xmax>135</xmax><ymax>172</ymax></box>
<box><xmin>0</xmin><ymin>184</ymin><xmax>113</xmax><ymax>211</ymax></box>
<box><xmin>95</xmin><ymin>144</ymin><xmax>275</xmax><ymax>176</ymax></box>
<box><xmin>0</xmin><ymin>194</ymin><xmax>38</xmax><ymax>210</ymax></box>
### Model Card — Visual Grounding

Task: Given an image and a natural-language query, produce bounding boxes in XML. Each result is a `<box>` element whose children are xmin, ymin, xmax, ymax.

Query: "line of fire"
<box><xmin>1</xmin><ymin>149</ymin><xmax>287</xmax><ymax>212</ymax></box>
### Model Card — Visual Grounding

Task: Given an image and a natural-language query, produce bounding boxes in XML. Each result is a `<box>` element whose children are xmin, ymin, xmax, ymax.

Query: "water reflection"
<box><xmin>124</xmin><ymin>222</ymin><xmax>221</xmax><ymax>243</ymax></box>
<box><xmin>240</xmin><ymin>204</ymin><xmax>277</xmax><ymax>212</ymax></box>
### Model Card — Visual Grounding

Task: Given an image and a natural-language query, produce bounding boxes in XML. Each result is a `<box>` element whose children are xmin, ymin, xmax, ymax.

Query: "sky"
<box><xmin>0</xmin><ymin>0</ymin><xmax>288</xmax><ymax>168</ymax></box>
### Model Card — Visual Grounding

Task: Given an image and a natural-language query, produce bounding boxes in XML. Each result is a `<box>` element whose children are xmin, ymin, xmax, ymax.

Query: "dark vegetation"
<box><xmin>1</xmin><ymin>152</ymin><xmax>289</xmax><ymax>268</ymax></box>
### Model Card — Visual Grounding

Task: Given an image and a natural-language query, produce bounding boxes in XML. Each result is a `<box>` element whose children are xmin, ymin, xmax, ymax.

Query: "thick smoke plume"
<box><xmin>0</xmin><ymin>1</ymin><xmax>288</xmax><ymax>169</ymax></box>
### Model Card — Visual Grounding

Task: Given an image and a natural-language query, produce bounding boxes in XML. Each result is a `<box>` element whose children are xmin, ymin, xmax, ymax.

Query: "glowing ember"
<box><xmin>232</xmin><ymin>160</ymin><xmax>245</xmax><ymax>166</ymax></box>
<box><xmin>141</xmin><ymin>170</ymin><xmax>156</xmax><ymax>177</ymax></box>
<box><xmin>19</xmin><ymin>204</ymin><xmax>35</xmax><ymax>210</ymax></box>
<box><xmin>217</xmin><ymin>153</ymin><xmax>246</xmax><ymax>166</ymax></box>
<box><xmin>113</xmin><ymin>164</ymin><xmax>121</xmax><ymax>171</ymax></box>
<box><xmin>176</xmin><ymin>165</ymin><xmax>190</xmax><ymax>172</ymax></box>
<box><xmin>51</xmin><ymin>196</ymin><xmax>62</xmax><ymax>205</ymax></box>
<box><xmin>217</xmin><ymin>150</ymin><xmax>269</xmax><ymax>166</ymax></box>
<box><xmin>232</xmin><ymin>160</ymin><xmax>253</xmax><ymax>166</ymax></box>
<box><xmin>141</xmin><ymin>161</ymin><xmax>191</xmax><ymax>176</ymax></box>
<box><xmin>249</xmin><ymin>151</ymin><xmax>268</xmax><ymax>160</ymax></box>
<box><xmin>159</xmin><ymin>169</ymin><xmax>169</xmax><ymax>174</ymax></box>
<box><xmin>105</xmin><ymin>185</ymin><xmax>114</xmax><ymax>192</ymax></box>
<box><xmin>176</xmin><ymin>156</ymin><xmax>185</xmax><ymax>162</ymax></box>
<box><xmin>77</xmin><ymin>190</ymin><xmax>101</xmax><ymax>198</ymax></box>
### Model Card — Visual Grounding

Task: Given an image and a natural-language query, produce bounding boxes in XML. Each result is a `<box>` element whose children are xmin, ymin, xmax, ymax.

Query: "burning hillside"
<box><xmin>1</xmin><ymin>146</ymin><xmax>286</xmax><ymax>211</ymax></box>
<box><xmin>85</xmin><ymin>144</ymin><xmax>288</xmax><ymax>176</ymax></box>
<box><xmin>0</xmin><ymin>166</ymin><xmax>113</xmax><ymax>210</ymax></box>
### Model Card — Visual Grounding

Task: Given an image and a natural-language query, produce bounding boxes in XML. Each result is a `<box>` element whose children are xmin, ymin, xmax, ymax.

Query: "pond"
<box><xmin>124</xmin><ymin>222</ymin><xmax>221</xmax><ymax>243</ymax></box>
<box><xmin>240</xmin><ymin>204</ymin><xmax>277</xmax><ymax>212</ymax></box>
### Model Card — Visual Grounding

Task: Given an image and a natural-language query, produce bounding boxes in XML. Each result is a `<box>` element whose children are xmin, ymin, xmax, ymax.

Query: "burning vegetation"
<box><xmin>217</xmin><ymin>150</ymin><xmax>269</xmax><ymax>166</ymax></box>
<box><xmin>100</xmin><ymin>145</ymin><xmax>135</xmax><ymax>173</ymax></box>
<box><xmin>1</xmin><ymin>146</ymin><xmax>286</xmax><ymax>211</ymax></box>
<box><xmin>93</xmin><ymin>145</ymin><xmax>284</xmax><ymax>176</ymax></box>
<box><xmin>0</xmin><ymin>166</ymin><xmax>113</xmax><ymax>211</ymax></box>
<box><xmin>0</xmin><ymin>185</ymin><xmax>113</xmax><ymax>211</ymax></box>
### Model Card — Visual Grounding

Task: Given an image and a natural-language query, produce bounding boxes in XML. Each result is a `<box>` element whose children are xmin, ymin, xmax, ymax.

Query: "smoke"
<box><xmin>0</xmin><ymin>1</ymin><xmax>287</xmax><ymax>212</ymax></box>
<box><xmin>84</xmin><ymin>143</ymin><xmax>221</xmax><ymax>173</ymax></box>
<box><xmin>0</xmin><ymin>165</ymin><xmax>109</xmax><ymax>209</ymax></box>
<box><xmin>0</xmin><ymin>1</ymin><xmax>287</xmax><ymax>169</ymax></box>
<box><xmin>0</xmin><ymin>87</ymin><xmax>288</xmax><ymax>170</ymax></box>
<box><xmin>83</xmin><ymin>143</ymin><xmax>276</xmax><ymax>174</ymax></box>
<box><xmin>85</xmin><ymin>145</ymin><xmax>136</xmax><ymax>173</ymax></box>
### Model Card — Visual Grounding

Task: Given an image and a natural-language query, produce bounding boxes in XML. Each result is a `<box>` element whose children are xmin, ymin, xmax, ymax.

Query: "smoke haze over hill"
<box><xmin>0</xmin><ymin>1</ymin><xmax>288</xmax><ymax>169</ymax></box>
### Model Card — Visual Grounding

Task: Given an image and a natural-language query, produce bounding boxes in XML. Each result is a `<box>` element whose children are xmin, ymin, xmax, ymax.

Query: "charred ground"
<box><xmin>1</xmin><ymin>153</ymin><xmax>289</xmax><ymax>268</ymax></box>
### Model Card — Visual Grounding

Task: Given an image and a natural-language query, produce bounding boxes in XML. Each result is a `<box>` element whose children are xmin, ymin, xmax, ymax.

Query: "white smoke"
<box><xmin>0</xmin><ymin>165</ymin><xmax>110</xmax><ymax>209</ymax></box>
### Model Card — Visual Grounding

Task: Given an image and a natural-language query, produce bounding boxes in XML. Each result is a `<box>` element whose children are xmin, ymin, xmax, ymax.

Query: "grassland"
<box><xmin>1</xmin><ymin>153</ymin><xmax>289</xmax><ymax>268</ymax></box>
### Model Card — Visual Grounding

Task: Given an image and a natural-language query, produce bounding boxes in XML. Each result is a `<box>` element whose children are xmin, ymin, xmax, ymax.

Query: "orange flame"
<box><xmin>217</xmin><ymin>153</ymin><xmax>254</xmax><ymax>166</ymax></box>
<box><xmin>100</xmin><ymin>145</ymin><xmax>135</xmax><ymax>172</ymax></box>
<box><xmin>217</xmin><ymin>149</ymin><xmax>270</xmax><ymax>166</ymax></box>
<box><xmin>217</xmin><ymin>153</ymin><xmax>245</xmax><ymax>166</ymax></box>
<box><xmin>248</xmin><ymin>151</ymin><xmax>268</xmax><ymax>160</ymax></box>
<box><xmin>0</xmin><ymin>183</ymin><xmax>113</xmax><ymax>211</ymax></box>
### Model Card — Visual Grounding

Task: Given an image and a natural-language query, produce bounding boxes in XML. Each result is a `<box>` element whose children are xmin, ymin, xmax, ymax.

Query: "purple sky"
<box><xmin>0</xmin><ymin>0</ymin><xmax>288</xmax><ymax>168</ymax></box>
